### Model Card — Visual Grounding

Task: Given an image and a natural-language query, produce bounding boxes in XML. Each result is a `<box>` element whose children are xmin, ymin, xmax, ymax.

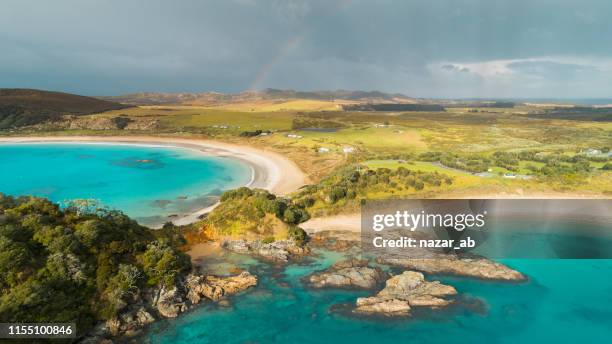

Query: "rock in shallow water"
<box><xmin>307</xmin><ymin>259</ymin><xmax>388</xmax><ymax>289</ymax></box>
<box><xmin>354</xmin><ymin>271</ymin><xmax>457</xmax><ymax>316</ymax></box>
<box><xmin>156</xmin><ymin>286</ymin><xmax>187</xmax><ymax>318</ymax></box>
<box><xmin>185</xmin><ymin>271</ymin><xmax>258</xmax><ymax>303</ymax></box>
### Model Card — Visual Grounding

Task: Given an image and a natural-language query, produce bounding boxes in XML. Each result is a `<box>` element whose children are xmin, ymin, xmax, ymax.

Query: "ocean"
<box><xmin>144</xmin><ymin>223</ymin><xmax>612</xmax><ymax>343</ymax></box>
<box><xmin>0</xmin><ymin>142</ymin><xmax>252</xmax><ymax>226</ymax></box>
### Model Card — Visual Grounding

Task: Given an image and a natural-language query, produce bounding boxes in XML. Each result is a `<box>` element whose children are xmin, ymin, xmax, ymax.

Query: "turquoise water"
<box><xmin>0</xmin><ymin>143</ymin><xmax>252</xmax><ymax>226</ymax></box>
<box><xmin>146</xmin><ymin>239</ymin><xmax>612</xmax><ymax>343</ymax></box>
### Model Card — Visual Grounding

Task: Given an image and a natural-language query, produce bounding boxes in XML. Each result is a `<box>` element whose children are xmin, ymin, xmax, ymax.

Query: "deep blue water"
<box><xmin>0</xmin><ymin>143</ymin><xmax>252</xmax><ymax>226</ymax></box>
<box><xmin>145</xmin><ymin>236</ymin><xmax>612</xmax><ymax>343</ymax></box>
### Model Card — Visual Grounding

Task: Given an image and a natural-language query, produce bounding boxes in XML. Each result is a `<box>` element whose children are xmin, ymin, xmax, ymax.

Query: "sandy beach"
<box><xmin>0</xmin><ymin>135</ymin><xmax>308</xmax><ymax>227</ymax></box>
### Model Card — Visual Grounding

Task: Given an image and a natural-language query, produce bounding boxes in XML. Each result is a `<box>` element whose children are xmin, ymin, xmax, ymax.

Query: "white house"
<box><xmin>583</xmin><ymin>148</ymin><xmax>602</xmax><ymax>156</ymax></box>
<box><xmin>342</xmin><ymin>146</ymin><xmax>355</xmax><ymax>154</ymax></box>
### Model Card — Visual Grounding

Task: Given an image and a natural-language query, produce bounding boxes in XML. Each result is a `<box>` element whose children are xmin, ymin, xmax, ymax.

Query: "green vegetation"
<box><xmin>417</xmin><ymin>148</ymin><xmax>610</xmax><ymax>178</ymax></box>
<box><xmin>419</xmin><ymin>152</ymin><xmax>491</xmax><ymax>173</ymax></box>
<box><xmin>291</xmin><ymin>114</ymin><xmax>346</xmax><ymax>130</ymax></box>
<box><xmin>201</xmin><ymin>187</ymin><xmax>309</xmax><ymax>243</ymax></box>
<box><xmin>110</xmin><ymin>115</ymin><xmax>134</xmax><ymax>129</ymax></box>
<box><xmin>0</xmin><ymin>88</ymin><xmax>128</xmax><ymax>129</ymax></box>
<box><xmin>527</xmin><ymin>107</ymin><xmax>612</xmax><ymax>122</ymax></box>
<box><xmin>293</xmin><ymin>165</ymin><xmax>454</xmax><ymax>216</ymax></box>
<box><xmin>239</xmin><ymin>129</ymin><xmax>270</xmax><ymax>137</ymax></box>
<box><xmin>0</xmin><ymin>194</ymin><xmax>190</xmax><ymax>336</ymax></box>
<box><xmin>343</xmin><ymin>103</ymin><xmax>445</xmax><ymax>112</ymax></box>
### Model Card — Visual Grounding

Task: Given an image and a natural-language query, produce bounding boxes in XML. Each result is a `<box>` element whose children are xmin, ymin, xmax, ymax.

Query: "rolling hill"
<box><xmin>0</xmin><ymin>89</ymin><xmax>129</xmax><ymax>129</ymax></box>
<box><xmin>101</xmin><ymin>88</ymin><xmax>420</xmax><ymax>106</ymax></box>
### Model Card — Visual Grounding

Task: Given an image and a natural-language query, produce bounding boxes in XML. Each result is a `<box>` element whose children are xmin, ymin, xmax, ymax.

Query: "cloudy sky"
<box><xmin>1</xmin><ymin>0</ymin><xmax>611</xmax><ymax>98</ymax></box>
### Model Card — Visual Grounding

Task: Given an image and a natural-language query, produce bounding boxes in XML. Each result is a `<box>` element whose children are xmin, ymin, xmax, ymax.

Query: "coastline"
<box><xmin>0</xmin><ymin>136</ymin><xmax>308</xmax><ymax>227</ymax></box>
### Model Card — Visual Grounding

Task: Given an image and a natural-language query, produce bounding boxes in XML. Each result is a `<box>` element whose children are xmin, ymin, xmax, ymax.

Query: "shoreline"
<box><xmin>0</xmin><ymin>136</ymin><xmax>308</xmax><ymax>227</ymax></box>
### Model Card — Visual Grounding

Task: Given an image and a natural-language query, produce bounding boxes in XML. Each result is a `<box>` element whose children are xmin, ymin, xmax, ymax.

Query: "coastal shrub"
<box><xmin>220</xmin><ymin>186</ymin><xmax>254</xmax><ymax>201</ymax></box>
<box><xmin>328</xmin><ymin>186</ymin><xmax>347</xmax><ymax>203</ymax></box>
<box><xmin>419</xmin><ymin>151</ymin><xmax>490</xmax><ymax>173</ymax></box>
<box><xmin>204</xmin><ymin>188</ymin><xmax>310</xmax><ymax>241</ymax></box>
<box><xmin>293</xmin><ymin>164</ymin><xmax>455</xmax><ymax>214</ymax></box>
<box><xmin>283</xmin><ymin>206</ymin><xmax>310</xmax><ymax>224</ymax></box>
<box><xmin>288</xmin><ymin>226</ymin><xmax>308</xmax><ymax>247</ymax></box>
<box><xmin>139</xmin><ymin>240</ymin><xmax>191</xmax><ymax>287</ymax></box>
<box><xmin>239</xmin><ymin>130</ymin><xmax>270</xmax><ymax>137</ymax></box>
<box><xmin>110</xmin><ymin>116</ymin><xmax>134</xmax><ymax>129</ymax></box>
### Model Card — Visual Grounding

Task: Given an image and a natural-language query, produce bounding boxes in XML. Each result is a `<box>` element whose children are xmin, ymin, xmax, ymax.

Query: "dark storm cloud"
<box><xmin>507</xmin><ymin>60</ymin><xmax>599</xmax><ymax>80</ymax></box>
<box><xmin>1</xmin><ymin>0</ymin><xmax>611</xmax><ymax>97</ymax></box>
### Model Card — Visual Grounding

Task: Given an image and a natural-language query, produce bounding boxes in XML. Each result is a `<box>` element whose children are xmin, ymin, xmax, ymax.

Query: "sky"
<box><xmin>1</xmin><ymin>0</ymin><xmax>612</xmax><ymax>98</ymax></box>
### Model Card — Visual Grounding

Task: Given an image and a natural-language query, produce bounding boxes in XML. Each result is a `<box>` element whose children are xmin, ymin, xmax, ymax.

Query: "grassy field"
<box><xmin>92</xmin><ymin>104</ymin><xmax>609</xmax><ymax>154</ymax></box>
<box><xmin>207</xmin><ymin>99</ymin><xmax>350</xmax><ymax>112</ymax></box>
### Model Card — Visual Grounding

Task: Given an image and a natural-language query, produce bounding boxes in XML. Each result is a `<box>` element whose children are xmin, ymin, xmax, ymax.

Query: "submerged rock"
<box><xmin>307</xmin><ymin>259</ymin><xmax>387</xmax><ymax>289</ymax></box>
<box><xmin>379</xmin><ymin>257</ymin><xmax>525</xmax><ymax>281</ymax></box>
<box><xmin>354</xmin><ymin>271</ymin><xmax>457</xmax><ymax>316</ymax></box>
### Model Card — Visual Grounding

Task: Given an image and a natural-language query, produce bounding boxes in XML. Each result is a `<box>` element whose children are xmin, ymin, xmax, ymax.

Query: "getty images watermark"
<box><xmin>361</xmin><ymin>199</ymin><xmax>612</xmax><ymax>259</ymax></box>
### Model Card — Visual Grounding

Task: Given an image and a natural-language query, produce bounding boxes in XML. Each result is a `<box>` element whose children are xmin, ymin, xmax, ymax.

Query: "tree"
<box><xmin>139</xmin><ymin>241</ymin><xmax>190</xmax><ymax>287</ymax></box>
<box><xmin>0</xmin><ymin>194</ymin><xmax>192</xmax><ymax>335</ymax></box>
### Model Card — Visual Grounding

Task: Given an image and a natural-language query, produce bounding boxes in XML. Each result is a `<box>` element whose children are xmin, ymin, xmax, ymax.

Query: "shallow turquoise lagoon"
<box><xmin>145</xmin><ymin>234</ymin><xmax>612</xmax><ymax>343</ymax></box>
<box><xmin>0</xmin><ymin>143</ymin><xmax>252</xmax><ymax>226</ymax></box>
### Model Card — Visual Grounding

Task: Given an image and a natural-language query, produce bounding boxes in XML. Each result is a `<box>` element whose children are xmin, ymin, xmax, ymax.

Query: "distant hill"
<box><xmin>342</xmin><ymin>103</ymin><xmax>446</xmax><ymax>112</ymax></box>
<box><xmin>0</xmin><ymin>89</ymin><xmax>129</xmax><ymax>129</ymax></box>
<box><xmin>101</xmin><ymin>88</ymin><xmax>419</xmax><ymax>106</ymax></box>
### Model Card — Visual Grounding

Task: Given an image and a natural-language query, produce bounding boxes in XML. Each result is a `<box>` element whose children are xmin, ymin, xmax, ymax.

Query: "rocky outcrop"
<box><xmin>307</xmin><ymin>259</ymin><xmax>387</xmax><ymax>289</ymax></box>
<box><xmin>185</xmin><ymin>271</ymin><xmax>258</xmax><ymax>303</ymax></box>
<box><xmin>81</xmin><ymin>271</ymin><xmax>257</xmax><ymax>342</ymax></box>
<box><xmin>104</xmin><ymin>306</ymin><xmax>156</xmax><ymax>337</ymax></box>
<box><xmin>151</xmin><ymin>271</ymin><xmax>257</xmax><ymax>318</ymax></box>
<box><xmin>222</xmin><ymin>239</ymin><xmax>309</xmax><ymax>262</ymax></box>
<box><xmin>154</xmin><ymin>286</ymin><xmax>188</xmax><ymax>318</ymax></box>
<box><xmin>378</xmin><ymin>257</ymin><xmax>525</xmax><ymax>281</ymax></box>
<box><xmin>354</xmin><ymin>271</ymin><xmax>457</xmax><ymax>316</ymax></box>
